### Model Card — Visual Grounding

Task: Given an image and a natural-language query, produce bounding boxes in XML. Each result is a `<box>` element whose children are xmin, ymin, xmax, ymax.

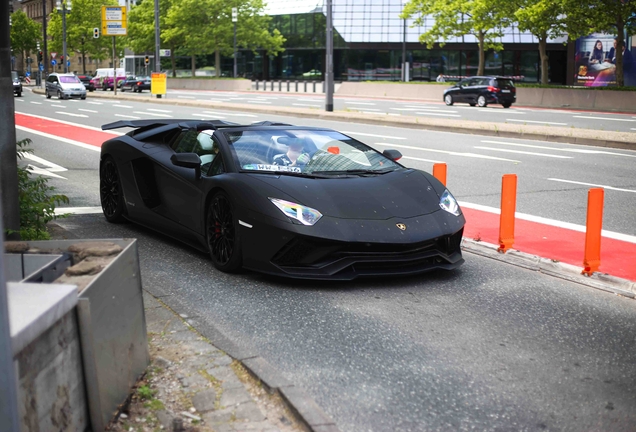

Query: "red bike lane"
<box><xmin>15</xmin><ymin>112</ymin><xmax>636</xmax><ymax>282</ymax></box>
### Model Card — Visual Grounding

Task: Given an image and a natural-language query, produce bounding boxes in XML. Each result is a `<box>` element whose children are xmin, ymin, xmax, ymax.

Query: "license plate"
<box><xmin>501</xmin><ymin>89</ymin><xmax>511</xmax><ymax>93</ymax></box>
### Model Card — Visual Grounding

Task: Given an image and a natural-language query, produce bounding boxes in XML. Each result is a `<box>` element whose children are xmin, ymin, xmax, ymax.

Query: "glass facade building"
<box><xmin>225</xmin><ymin>0</ymin><xmax>570</xmax><ymax>83</ymax></box>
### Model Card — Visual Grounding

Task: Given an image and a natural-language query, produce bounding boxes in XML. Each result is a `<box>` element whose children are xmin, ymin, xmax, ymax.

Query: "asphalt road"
<box><xmin>14</xmin><ymin>88</ymin><xmax>636</xmax><ymax>431</ymax></box>
<box><xmin>90</xmin><ymin>86</ymin><xmax>636</xmax><ymax>133</ymax></box>
<box><xmin>15</xmin><ymin>88</ymin><xmax>636</xmax><ymax>236</ymax></box>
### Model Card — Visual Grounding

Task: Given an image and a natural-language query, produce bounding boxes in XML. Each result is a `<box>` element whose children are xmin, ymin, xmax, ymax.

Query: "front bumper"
<box><xmin>239</xmin><ymin>208</ymin><xmax>466</xmax><ymax>280</ymax></box>
<box><xmin>13</xmin><ymin>84</ymin><xmax>22</xmax><ymax>94</ymax></box>
<box><xmin>62</xmin><ymin>90</ymin><xmax>87</xmax><ymax>98</ymax></box>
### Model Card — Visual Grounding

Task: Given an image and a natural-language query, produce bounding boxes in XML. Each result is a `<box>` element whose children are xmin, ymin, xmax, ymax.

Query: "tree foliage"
<box><xmin>403</xmin><ymin>0</ymin><xmax>514</xmax><ymax>75</ymax></box>
<box><xmin>10</xmin><ymin>10</ymin><xmax>41</xmax><ymax>64</ymax></box>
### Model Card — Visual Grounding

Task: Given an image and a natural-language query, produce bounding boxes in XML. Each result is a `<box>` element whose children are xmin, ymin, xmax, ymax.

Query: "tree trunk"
<box><xmin>170</xmin><ymin>46</ymin><xmax>176</xmax><ymax>78</ymax></box>
<box><xmin>215</xmin><ymin>50</ymin><xmax>221</xmax><ymax>77</ymax></box>
<box><xmin>477</xmin><ymin>31</ymin><xmax>485</xmax><ymax>76</ymax></box>
<box><xmin>191</xmin><ymin>54</ymin><xmax>196</xmax><ymax>77</ymax></box>
<box><xmin>538</xmin><ymin>35</ymin><xmax>549</xmax><ymax>85</ymax></box>
<box><xmin>616</xmin><ymin>21</ymin><xmax>624</xmax><ymax>87</ymax></box>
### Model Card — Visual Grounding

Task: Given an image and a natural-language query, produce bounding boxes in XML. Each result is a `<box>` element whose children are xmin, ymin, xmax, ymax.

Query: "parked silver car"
<box><xmin>45</xmin><ymin>73</ymin><xmax>87</xmax><ymax>100</ymax></box>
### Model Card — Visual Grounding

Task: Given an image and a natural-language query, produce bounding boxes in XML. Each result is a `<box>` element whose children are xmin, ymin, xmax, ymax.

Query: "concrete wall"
<box><xmin>336</xmin><ymin>82</ymin><xmax>636</xmax><ymax>113</ymax></box>
<box><xmin>16</xmin><ymin>311</ymin><xmax>89</xmax><ymax>431</ymax></box>
<box><xmin>168</xmin><ymin>78</ymin><xmax>252</xmax><ymax>92</ymax></box>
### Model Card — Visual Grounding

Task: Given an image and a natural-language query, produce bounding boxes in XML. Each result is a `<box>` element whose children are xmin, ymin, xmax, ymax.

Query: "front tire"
<box><xmin>477</xmin><ymin>95</ymin><xmax>487</xmax><ymax>107</ymax></box>
<box><xmin>57</xmin><ymin>90</ymin><xmax>63</xmax><ymax>100</ymax></box>
<box><xmin>444</xmin><ymin>94</ymin><xmax>454</xmax><ymax>106</ymax></box>
<box><xmin>100</xmin><ymin>157</ymin><xmax>126</xmax><ymax>223</ymax></box>
<box><xmin>46</xmin><ymin>89</ymin><xmax>51</xmax><ymax>99</ymax></box>
<box><xmin>206</xmin><ymin>192</ymin><xmax>242</xmax><ymax>272</ymax></box>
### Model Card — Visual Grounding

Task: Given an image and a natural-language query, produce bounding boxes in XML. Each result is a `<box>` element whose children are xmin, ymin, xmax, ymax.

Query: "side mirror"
<box><xmin>382</xmin><ymin>149</ymin><xmax>402</xmax><ymax>161</ymax></box>
<box><xmin>171</xmin><ymin>153</ymin><xmax>201</xmax><ymax>178</ymax></box>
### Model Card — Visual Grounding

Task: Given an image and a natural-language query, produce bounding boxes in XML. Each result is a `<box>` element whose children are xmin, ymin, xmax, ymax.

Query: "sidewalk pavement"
<box><xmin>48</xmin><ymin>222</ymin><xmax>338</xmax><ymax>432</ymax></box>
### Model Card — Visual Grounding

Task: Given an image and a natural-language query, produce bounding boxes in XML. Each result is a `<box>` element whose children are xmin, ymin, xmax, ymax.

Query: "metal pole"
<box><xmin>402</xmin><ymin>16</ymin><xmax>406</xmax><ymax>81</ymax></box>
<box><xmin>154</xmin><ymin>0</ymin><xmax>161</xmax><ymax>98</ymax></box>
<box><xmin>325</xmin><ymin>0</ymin><xmax>333</xmax><ymax>112</ymax></box>
<box><xmin>1</xmin><ymin>0</ymin><xmax>20</xmax><ymax>240</ymax></box>
<box><xmin>42</xmin><ymin>0</ymin><xmax>48</xmax><ymax>76</ymax></box>
<box><xmin>62</xmin><ymin>5</ymin><xmax>67</xmax><ymax>73</ymax></box>
<box><xmin>1</xmin><ymin>0</ymin><xmax>22</xmax><ymax>427</ymax></box>
<box><xmin>112</xmin><ymin>36</ymin><xmax>117</xmax><ymax>95</ymax></box>
<box><xmin>233</xmin><ymin>22</ymin><xmax>237</xmax><ymax>78</ymax></box>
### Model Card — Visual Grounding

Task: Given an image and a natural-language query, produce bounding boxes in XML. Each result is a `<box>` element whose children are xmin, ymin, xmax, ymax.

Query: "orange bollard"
<box><xmin>582</xmin><ymin>188</ymin><xmax>604</xmax><ymax>276</ymax></box>
<box><xmin>498</xmin><ymin>174</ymin><xmax>517</xmax><ymax>253</ymax></box>
<box><xmin>433</xmin><ymin>163</ymin><xmax>447</xmax><ymax>186</ymax></box>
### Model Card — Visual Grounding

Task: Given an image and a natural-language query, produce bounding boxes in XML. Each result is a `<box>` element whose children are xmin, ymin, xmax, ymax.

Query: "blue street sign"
<box><xmin>39</xmin><ymin>65</ymin><xmax>44</xmax><ymax>71</ymax></box>
<box><xmin>67</xmin><ymin>60</ymin><xmax>70</xmax><ymax>67</ymax></box>
<box><xmin>51</xmin><ymin>59</ymin><xmax>57</xmax><ymax>66</ymax></box>
<box><xmin>25</xmin><ymin>71</ymin><xmax>31</xmax><ymax>77</ymax></box>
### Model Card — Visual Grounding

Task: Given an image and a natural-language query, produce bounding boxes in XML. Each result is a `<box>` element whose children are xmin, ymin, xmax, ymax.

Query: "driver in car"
<box><xmin>272</xmin><ymin>138</ymin><xmax>310</xmax><ymax>167</ymax></box>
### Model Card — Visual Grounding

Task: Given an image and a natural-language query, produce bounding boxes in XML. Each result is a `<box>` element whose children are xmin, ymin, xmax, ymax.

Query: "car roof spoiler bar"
<box><xmin>101</xmin><ymin>119</ymin><xmax>244</xmax><ymax>131</ymax></box>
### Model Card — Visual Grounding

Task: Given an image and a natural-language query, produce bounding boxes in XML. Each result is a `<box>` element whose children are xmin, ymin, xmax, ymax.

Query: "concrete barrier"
<box><xmin>167</xmin><ymin>78</ymin><xmax>251</xmax><ymax>92</ymax></box>
<box><xmin>336</xmin><ymin>82</ymin><xmax>636</xmax><ymax>113</ymax></box>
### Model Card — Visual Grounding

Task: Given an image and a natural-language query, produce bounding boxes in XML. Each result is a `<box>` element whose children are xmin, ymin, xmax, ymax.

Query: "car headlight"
<box><xmin>439</xmin><ymin>189</ymin><xmax>461</xmax><ymax>216</ymax></box>
<box><xmin>269</xmin><ymin>198</ymin><xmax>323</xmax><ymax>226</ymax></box>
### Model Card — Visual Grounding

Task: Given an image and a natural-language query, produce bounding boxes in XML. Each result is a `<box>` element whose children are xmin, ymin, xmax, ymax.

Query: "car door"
<box><xmin>463</xmin><ymin>78</ymin><xmax>482</xmax><ymax>104</ymax></box>
<box><xmin>153</xmin><ymin>129</ymin><xmax>221</xmax><ymax>234</ymax></box>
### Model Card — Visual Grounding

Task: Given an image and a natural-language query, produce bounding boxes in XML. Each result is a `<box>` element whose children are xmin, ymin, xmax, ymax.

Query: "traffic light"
<box><xmin>38</xmin><ymin>51</ymin><xmax>43</xmax><ymax>62</ymax></box>
<box><xmin>144</xmin><ymin>56</ymin><xmax>149</xmax><ymax>65</ymax></box>
<box><xmin>93</xmin><ymin>27</ymin><xmax>99</xmax><ymax>38</ymax></box>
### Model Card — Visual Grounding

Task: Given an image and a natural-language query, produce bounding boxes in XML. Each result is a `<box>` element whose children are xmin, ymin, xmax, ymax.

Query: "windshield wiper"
<box><xmin>245</xmin><ymin>170</ymin><xmax>331</xmax><ymax>179</ymax></box>
<box><xmin>310</xmin><ymin>168</ymin><xmax>398</xmax><ymax>176</ymax></box>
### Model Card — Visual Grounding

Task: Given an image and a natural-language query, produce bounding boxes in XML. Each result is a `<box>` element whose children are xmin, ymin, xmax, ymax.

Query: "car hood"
<box><xmin>250</xmin><ymin>169</ymin><xmax>442</xmax><ymax>220</ymax></box>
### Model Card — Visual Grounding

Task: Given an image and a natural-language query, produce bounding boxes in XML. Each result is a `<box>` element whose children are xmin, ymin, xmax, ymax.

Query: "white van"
<box><xmin>90</xmin><ymin>68</ymin><xmax>126</xmax><ymax>90</ymax></box>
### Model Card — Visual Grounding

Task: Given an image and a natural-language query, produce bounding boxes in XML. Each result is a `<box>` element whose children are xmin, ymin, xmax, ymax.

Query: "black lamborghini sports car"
<box><xmin>99</xmin><ymin>119</ymin><xmax>465</xmax><ymax>280</ymax></box>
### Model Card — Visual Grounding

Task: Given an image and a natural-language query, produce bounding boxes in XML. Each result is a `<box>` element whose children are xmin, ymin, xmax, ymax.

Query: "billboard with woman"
<box><xmin>574</xmin><ymin>33</ymin><xmax>636</xmax><ymax>87</ymax></box>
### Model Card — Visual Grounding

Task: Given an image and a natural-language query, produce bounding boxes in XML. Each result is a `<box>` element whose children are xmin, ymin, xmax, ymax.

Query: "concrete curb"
<box><xmin>30</xmin><ymin>87</ymin><xmax>636</xmax><ymax>150</ymax></box>
<box><xmin>47</xmin><ymin>220</ymin><xmax>340</xmax><ymax>432</ymax></box>
<box><xmin>461</xmin><ymin>238</ymin><xmax>636</xmax><ymax>299</ymax></box>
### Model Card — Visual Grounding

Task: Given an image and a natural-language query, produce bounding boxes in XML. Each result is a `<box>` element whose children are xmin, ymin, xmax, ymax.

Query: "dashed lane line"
<box><xmin>115</xmin><ymin>114</ymin><xmax>141</xmax><ymax>119</ymax></box>
<box><xmin>373</xmin><ymin>142</ymin><xmax>520</xmax><ymax>162</ymax></box>
<box><xmin>505</xmin><ymin>119</ymin><xmax>567</xmax><ymax>125</ymax></box>
<box><xmin>79</xmin><ymin>109</ymin><xmax>98</xmax><ymax>113</ymax></box>
<box><xmin>474</xmin><ymin>146</ymin><xmax>573</xmax><ymax>159</ymax></box>
<box><xmin>547</xmin><ymin>178</ymin><xmax>636</xmax><ymax>193</ymax></box>
<box><xmin>56</xmin><ymin>112</ymin><xmax>89</xmax><ymax>118</ymax></box>
<box><xmin>341</xmin><ymin>131</ymin><xmax>406</xmax><ymax>140</ymax></box>
<box><xmin>481</xmin><ymin>140</ymin><xmax>636</xmax><ymax>157</ymax></box>
<box><xmin>572</xmin><ymin>115</ymin><xmax>636</xmax><ymax>122</ymax></box>
<box><xmin>416</xmin><ymin>112</ymin><xmax>461</xmax><ymax>117</ymax></box>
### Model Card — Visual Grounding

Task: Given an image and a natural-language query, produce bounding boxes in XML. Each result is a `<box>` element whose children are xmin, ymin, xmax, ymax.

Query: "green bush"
<box><xmin>15</xmin><ymin>138</ymin><xmax>69</xmax><ymax>240</ymax></box>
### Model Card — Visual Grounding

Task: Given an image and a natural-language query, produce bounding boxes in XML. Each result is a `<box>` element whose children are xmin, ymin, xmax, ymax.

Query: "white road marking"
<box><xmin>133</xmin><ymin>111</ymin><xmax>173</xmax><ymax>117</ymax></box>
<box><xmin>55</xmin><ymin>206</ymin><xmax>103</xmax><ymax>215</ymax></box>
<box><xmin>116</xmin><ymin>104</ymin><xmax>133</xmax><ymax>108</ymax></box>
<box><xmin>226</xmin><ymin>113</ymin><xmax>258</xmax><ymax>118</ymax></box>
<box><xmin>414</xmin><ymin>107</ymin><xmax>458</xmax><ymax>113</ymax></box>
<box><xmin>632</xmin><ymin>128</ymin><xmax>636</xmax><ymax>131</ymax></box>
<box><xmin>146</xmin><ymin>108</ymin><xmax>172</xmax><ymax>113</ymax></box>
<box><xmin>506</xmin><ymin>119</ymin><xmax>567</xmax><ymax>125</ymax></box>
<box><xmin>459</xmin><ymin>201</ymin><xmax>636</xmax><ymax>244</ymax></box>
<box><xmin>481</xmin><ymin>140</ymin><xmax>636</xmax><ymax>157</ymax></box>
<box><xmin>15</xmin><ymin>125</ymin><xmax>101</xmax><ymax>152</ymax></box>
<box><xmin>416</xmin><ymin>112</ymin><xmax>461</xmax><ymax>117</ymax></box>
<box><xmin>341</xmin><ymin>131</ymin><xmax>406</xmax><ymax>140</ymax></box>
<box><xmin>22</xmin><ymin>153</ymin><xmax>68</xmax><ymax>172</ymax></box>
<box><xmin>87</xmin><ymin>102</ymin><xmax>103</xmax><ymax>105</ymax></box>
<box><xmin>202</xmin><ymin>111</ymin><xmax>227</xmax><ymax>116</ymax></box>
<box><xmin>388</xmin><ymin>113</ymin><xmax>402</xmax><ymax>116</ymax></box>
<box><xmin>246</xmin><ymin>100</ymin><xmax>272</xmax><ymax>104</ymax></box>
<box><xmin>345</xmin><ymin>101</ymin><xmax>376</xmax><ymax>105</ymax></box>
<box><xmin>573</xmin><ymin>115</ymin><xmax>636</xmax><ymax>122</ymax></box>
<box><xmin>79</xmin><ymin>109</ymin><xmax>98</xmax><ymax>113</ymax></box>
<box><xmin>196</xmin><ymin>113</ymin><xmax>226</xmax><ymax>119</ymax></box>
<box><xmin>293</xmin><ymin>103</ymin><xmax>321</xmax><ymax>107</ymax></box>
<box><xmin>30</xmin><ymin>101</ymin><xmax>42</xmax><ymax>105</ymax></box>
<box><xmin>547</xmin><ymin>178</ymin><xmax>636</xmax><ymax>193</ymax></box>
<box><xmin>115</xmin><ymin>114</ymin><xmax>141</xmax><ymax>119</ymax></box>
<box><xmin>373</xmin><ymin>142</ymin><xmax>520</xmax><ymax>162</ymax></box>
<box><xmin>390</xmin><ymin>108</ymin><xmax>420</xmax><ymax>111</ymax></box>
<box><xmin>26</xmin><ymin>165</ymin><xmax>67</xmax><ymax>179</ymax></box>
<box><xmin>15</xmin><ymin>98</ymin><xmax>24</xmax><ymax>102</ymax></box>
<box><xmin>477</xmin><ymin>109</ymin><xmax>525</xmax><ymax>114</ymax></box>
<box><xmin>50</xmin><ymin>104</ymin><xmax>66</xmax><ymax>108</ymax></box>
<box><xmin>474</xmin><ymin>146</ymin><xmax>573</xmax><ymax>159</ymax></box>
<box><xmin>56</xmin><ymin>111</ymin><xmax>89</xmax><ymax>118</ymax></box>
<box><xmin>403</xmin><ymin>155</ymin><xmax>445</xmax><ymax>164</ymax></box>
<box><xmin>352</xmin><ymin>108</ymin><xmax>381</xmax><ymax>111</ymax></box>
<box><xmin>15</xmin><ymin>111</ymin><xmax>123</xmax><ymax>135</ymax></box>
<box><xmin>177</xmin><ymin>96</ymin><xmax>195</xmax><ymax>99</ymax></box>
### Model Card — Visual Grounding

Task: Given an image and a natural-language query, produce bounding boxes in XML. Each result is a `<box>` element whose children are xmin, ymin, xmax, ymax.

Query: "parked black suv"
<box><xmin>443</xmin><ymin>76</ymin><xmax>516</xmax><ymax>108</ymax></box>
<box><xmin>12</xmin><ymin>71</ymin><xmax>22</xmax><ymax>97</ymax></box>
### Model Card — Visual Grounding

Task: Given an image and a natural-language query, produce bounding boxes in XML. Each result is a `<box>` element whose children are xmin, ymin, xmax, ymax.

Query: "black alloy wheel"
<box><xmin>100</xmin><ymin>157</ymin><xmax>126</xmax><ymax>223</ymax></box>
<box><xmin>206</xmin><ymin>192</ymin><xmax>242</xmax><ymax>272</ymax></box>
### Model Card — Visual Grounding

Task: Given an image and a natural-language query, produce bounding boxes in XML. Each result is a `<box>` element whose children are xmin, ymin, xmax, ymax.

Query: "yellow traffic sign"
<box><xmin>151</xmin><ymin>73</ymin><xmax>167</xmax><ymax>95</ymax></box>
<box><xmin>101</xmin><ymin>6</ymin><xmax>127</xmax><ymax>36</ymax></box>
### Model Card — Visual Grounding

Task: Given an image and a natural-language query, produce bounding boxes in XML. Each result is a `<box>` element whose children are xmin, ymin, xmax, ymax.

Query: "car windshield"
<box><xmin>11</xmin><ymin>71</ymin><xmax>18</xmax><ymax>80</ymax></box>
<box><xmin>224</xmin><ymin>129</ymin><xmax>401</xmax><ymax>176</ymax></box>
<box><xmin>60</xmin><ymin>75</ymin><xmax>81</xmax><ymax>83</ymax></box>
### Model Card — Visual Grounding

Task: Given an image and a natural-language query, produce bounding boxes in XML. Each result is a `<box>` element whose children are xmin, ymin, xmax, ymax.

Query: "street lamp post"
<box><xmin>232</xmin><ymin>7</ymin><xmax>238</xmax><ymax>78</ymax></box>
<box><xmin>402</xmin><ymin>0</ymin><xmax>408</xmax><ymax>82</ymax></box>
<box><xmin>56</xmin><ymin>0</ymin><xmax>72</xmax><ymax>73</ymax></box>
<box><xmin>325</xmin><ymin>0</ymin><xmax>333</xmax><ymax>112</ymax></box>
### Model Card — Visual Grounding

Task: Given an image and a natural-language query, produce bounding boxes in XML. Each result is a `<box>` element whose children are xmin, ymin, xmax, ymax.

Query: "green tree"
<box><xmin>514</xmin><ymin>0</ymin><xmax>566</xmax><ymax>84</ymax></box>
<box><xmin>47</xmin><ymin>0</ymin><xmax>117</xmax><ymax>73</ymax></box>
<box><xmin>163</xmin><ymin>0</ymin><xmax>284</xmax><ymax>77</ymax></box>
<box><xmin>403</xmin><ymin>0</ymin><xmax>514</xmax><ymax>76</ymax></box>
<box><xmin>126</xmin><ymin>0</ymin><xmax>184</xmax><ymax>77</ymax></box>
<box><xmin>10</xmin><ymin>10</ymin><xmax>41</xmax><ymax>69</ymax></box>
<box><xmin>562</xmin><ymin>0</ymin><xmax>636</xmax><ymax>87</ymax></box>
